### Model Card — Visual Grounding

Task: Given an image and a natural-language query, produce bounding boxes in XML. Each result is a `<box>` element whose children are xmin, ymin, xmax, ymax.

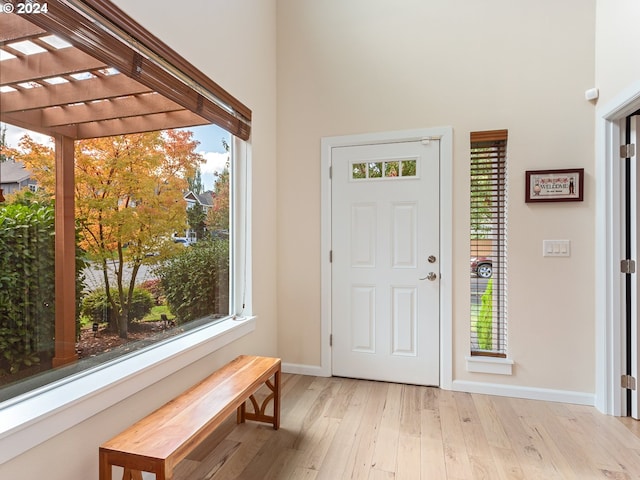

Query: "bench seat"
<box><xmin>99</xmin><ymin>355</ymin><xmax>281</xmax><ymax>480</ymax></box>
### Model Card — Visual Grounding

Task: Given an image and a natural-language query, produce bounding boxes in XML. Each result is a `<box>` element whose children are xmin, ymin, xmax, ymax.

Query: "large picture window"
<box><xmin>470</xmin><ymin>130</ymin><xmax>508</xmax><ymax>357</ymax></box>
<box><xmin>0</xmin><ymin>123</ymin><xmax>235</xmax><ymax>401</ymax></box>
<box><xmin>0</xmin><ymin>1</ymin><xmax>251</xmax><ymax>403</ymax></box>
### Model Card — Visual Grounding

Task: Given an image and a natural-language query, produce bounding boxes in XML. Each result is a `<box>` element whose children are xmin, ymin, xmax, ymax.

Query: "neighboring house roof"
<box><xmin>184</xmin><ymin>190</ymin><xmax>214</xmax><ymax>208</ymax></box>
<box><xmin>0</xmin><ymin>160</ymin><xmax>31</xmax><ymax>185</ymax></box>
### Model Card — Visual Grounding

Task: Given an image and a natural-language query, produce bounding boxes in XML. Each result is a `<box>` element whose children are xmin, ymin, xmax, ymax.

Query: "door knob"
<box><xmin>420</xmin><ymin>272</ymin><xmax>438</xmax><ymax>281</ymax></box>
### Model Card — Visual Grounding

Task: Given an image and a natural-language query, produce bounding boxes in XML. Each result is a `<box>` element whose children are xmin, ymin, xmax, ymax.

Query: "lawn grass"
<box><xmin>142</xmin><ymin>305</ymin><xmax>175</xmax><ymax>322</ymax></box>
<box><xmin>79</xmin><ymin>304</ymin><xmax>175</xmax><ymax>328</ymax></box>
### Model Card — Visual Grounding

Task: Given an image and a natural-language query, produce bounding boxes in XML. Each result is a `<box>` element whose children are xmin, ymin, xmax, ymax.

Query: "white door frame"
<box><xmin>320</xmin><ymin>127</ymin><xmax>453</xmax><ymax>388</ymax></box>
<box><xmin>630</xmin><ymin>115</ymin><xmax>640</xmax><ymax>418</ymax></box>
<box><xmin>597</xmin><ymin>81</ymin><xmax>640</xmax><ymax>415</ymax></box>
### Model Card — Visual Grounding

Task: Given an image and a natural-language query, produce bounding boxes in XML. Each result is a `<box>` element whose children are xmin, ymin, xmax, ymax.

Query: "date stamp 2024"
<box><xmin>1</xmin><ymin>2</ymin><xmax>49</xmax><ymax>14</ymax></box>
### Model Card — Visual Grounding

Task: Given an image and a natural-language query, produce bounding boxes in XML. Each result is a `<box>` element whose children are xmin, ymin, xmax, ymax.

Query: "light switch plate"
<box><xmin>543</xmin><ymin>240</ymin><xmax>570</xmax><ymax>257</ymax></box>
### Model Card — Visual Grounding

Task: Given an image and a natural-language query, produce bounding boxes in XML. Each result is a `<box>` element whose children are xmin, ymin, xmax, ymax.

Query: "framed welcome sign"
<box><xmin>525</xmin><ymin>168</ymin><xmax>584</xmax><ymax>203</ymax></box>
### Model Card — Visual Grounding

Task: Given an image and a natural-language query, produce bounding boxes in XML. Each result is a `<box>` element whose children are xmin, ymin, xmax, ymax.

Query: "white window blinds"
<box><xmin>470</xmin><ymin>130</ymin><xmax>508</xmax><ymax>357</ymax></box>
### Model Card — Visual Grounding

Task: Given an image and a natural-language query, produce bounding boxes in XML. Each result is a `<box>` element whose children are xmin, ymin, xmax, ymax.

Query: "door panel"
<box><xmin>331</xmin><ymin>140</ymin><xmax>440</xmax><ymax>386</ymax></box>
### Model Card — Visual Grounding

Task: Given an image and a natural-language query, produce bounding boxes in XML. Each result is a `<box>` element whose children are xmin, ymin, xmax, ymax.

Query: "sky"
<box><xmin>188</xmin><ymin>124</ymin><xmax>230</xmax><ymax>192</ymax></box>
<box><xmin>1</xmin><ymin>123</ymin><xmax>230</xmax><ymax>192</ymax></box>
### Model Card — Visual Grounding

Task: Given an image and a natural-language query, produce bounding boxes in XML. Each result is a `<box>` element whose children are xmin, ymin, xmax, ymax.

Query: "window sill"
<box><xmin>0</xmin><ymin>315</ymin><xmax>256</xmax><ymax>464</ymax></box>
<box><xmin>466</xmin><ymin>355</ymin><xmax>514</xmax><ymax>375</ymax></box>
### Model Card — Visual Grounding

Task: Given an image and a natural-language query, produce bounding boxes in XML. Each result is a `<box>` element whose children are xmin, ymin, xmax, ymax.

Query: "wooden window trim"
<box><xmin>470</xmin><ymin>129</ymin><xmax>508</xmax><ymax>143</ymax></box>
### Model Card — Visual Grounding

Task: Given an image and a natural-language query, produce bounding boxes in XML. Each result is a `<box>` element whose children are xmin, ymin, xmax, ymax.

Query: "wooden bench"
<box><xmin>99</xmin><ymin>355</ymin><xmax>281</xmax><ymax>480</ymax></box>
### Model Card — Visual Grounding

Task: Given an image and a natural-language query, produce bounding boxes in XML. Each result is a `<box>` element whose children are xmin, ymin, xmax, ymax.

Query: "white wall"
<box><xmin>595</xmin><ymin>0</ymin><xmax>640</xmax><ymax>106</ymax></box>
<box><xmin>276</xmin><ymin>0</ymin><xmax>597</xmax><ymax>395</ymax></box>
<box><xmin>0</xmin><ymin>1</ymin><xmax>278</xmax><ymax>479</ymax></box>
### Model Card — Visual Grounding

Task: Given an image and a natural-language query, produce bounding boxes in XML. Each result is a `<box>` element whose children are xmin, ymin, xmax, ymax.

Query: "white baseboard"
<box><xmin>452</xmin><ymin>379</ymin><xmax>595</xmax><ymax>406</ymax></box>
<box><xmin>282</xmin><ymin>362</ymin><xmax>329</xmax><ymax>377</ymax></box>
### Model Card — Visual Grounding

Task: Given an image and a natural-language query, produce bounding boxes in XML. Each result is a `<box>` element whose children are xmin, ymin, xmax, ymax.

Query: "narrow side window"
<box><xmin>470</xmin><ymin>130</ymin><xmax>508</xmax><ymax>357</ymax></box>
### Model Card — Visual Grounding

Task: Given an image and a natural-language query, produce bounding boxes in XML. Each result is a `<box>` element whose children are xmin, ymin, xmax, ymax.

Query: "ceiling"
<box><xmin>0</xmin><ymin>0</ymin><xmax>251</xmax><ymax>140</ymax></box>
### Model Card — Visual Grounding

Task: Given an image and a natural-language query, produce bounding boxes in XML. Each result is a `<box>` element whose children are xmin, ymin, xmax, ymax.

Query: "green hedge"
<box><xmin>0</xmin><ymin>200</ymin><xmax>86</xmax><ymax>377</ymax></box>
<box><xmin>156</xmin><ymin>239</ymin><xmax>229</xmax><ymax>323</ymax></box>
<box><xmin>0</xmin><ymin>203</ymin><xmax>56</xmax><ymax>375</ymax></box>
<box><xmin>81</xmin><ymin>287</ymin><xmax>154</xmax><ymax>326</ymax></box>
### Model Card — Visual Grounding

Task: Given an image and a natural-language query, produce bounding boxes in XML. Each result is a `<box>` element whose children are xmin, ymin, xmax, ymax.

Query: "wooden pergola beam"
<box><xmin>0</xmin><ymin>112</ymin><xmax>76</xmax><ymax>139</ymax></box>
<box><xmin>6</xmin><ymin>93</ymin><xmax>185</xmax><ymax>128</ymax></box>
<box><xmin>71</xmin><ymin>110</ymin><xmax>212</xmax><ymax>139</ymax></box>
<box><xmin>0</xmin><ymin>48</ymin><xmax>108</xmax><ymax>85</ymax></box>
<box><xmin>24</xmin><ymin>0</ymin><xmax>250</xmax><ymax>140</ymax></box>
<box><xmin>2</xmin><ymin>105</ymin><xmax>209</xmax><ymax>140</ymax></box>
<box><xmin>1</xmin><ymin>75</ymin><xmax>152</xmax><ymax>113</ymax></box>
<box><xmin>0</xmin><ymin>11</ymin><xmax>46</xmax><ymax>44</ymax></box>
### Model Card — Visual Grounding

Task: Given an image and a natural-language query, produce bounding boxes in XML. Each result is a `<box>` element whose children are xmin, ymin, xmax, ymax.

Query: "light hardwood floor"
<box><xmin>173</xmin><ymin>374</ymin><xmax>640</xmax><ymax>479</ymax></box>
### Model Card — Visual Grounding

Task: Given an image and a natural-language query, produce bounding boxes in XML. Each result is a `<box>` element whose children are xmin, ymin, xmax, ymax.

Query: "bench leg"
<box><xmin>237</xmin><ymin>367</ymin><xmax>281</xmax><ymax>429</ymax></box>
<box><xmin>97</xmin><ymin>458</ymin><xmax>144</xmax><ymax>480</ymax></box>
<box><xmin>237</xmin><ymin>402</ymin><xmax>246</xmax><ymax>424</ymax></box>
<box><xmin>99</xmin><ymin>451</ymin><xmax>112</xmax><ymax>480</ymax></box>
<box><xmin>273</xmin><ymin>367</ymin><xmax>281</xmax><ymax>430</ymax></box>
<box><xmin>100</xmin><ymin>451</ymin><xmax>163</xmax><ymax>480</ymax></box>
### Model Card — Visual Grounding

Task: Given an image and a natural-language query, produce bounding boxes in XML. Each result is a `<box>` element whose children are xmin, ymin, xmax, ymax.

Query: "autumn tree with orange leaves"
<box><xmin>16</xmin><ymin>130</ymin><xmax>204</xmax><ymax>338</ymax></box>
<box><xmin>206</xmin><ymin>138</ymin><xmax>230</xmax><ymax>233</ymax></box>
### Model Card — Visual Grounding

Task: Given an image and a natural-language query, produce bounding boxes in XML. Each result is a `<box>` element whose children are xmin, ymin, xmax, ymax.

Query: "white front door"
<box><xmin>331</xmin><ymin>140</ymin><xmax>440</xmax><ymax>386</ymax></box>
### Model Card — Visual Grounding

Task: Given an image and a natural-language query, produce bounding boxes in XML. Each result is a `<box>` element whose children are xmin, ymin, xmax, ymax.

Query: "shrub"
<box><xmin>81</xmin><ymin>287</ymin><xmax>154</xmax><ymax>326</ymax></box>
<box><xmin>477</xmin><ymin>278</ymin><xmax>493</xmax><ymax>350</ymax></box>
<box><xmin>138</xmin><ymin>279</ymin><xmax>165</xmax><ymax>305</ymax></box>
<box><xmin>0</xmin><ymin>195</ymin><xmax>87</xmax><ymax>377</ymax></box>
<box><xmin>156</xmin><ymin>239</ymin><xmax>229</xmax><ymax>323</ymax></box>
<box><xmin>127</xmin><ymin>288</ymin><xmax>155</xmax><ymax>321</ymax></box>
<box><xmin>81</xmin><ymin>289</ymin><xmax>109</xmax><ymax>324</ymax></box>
<box><xmin>0</xmin><ymin>203</ymin><xmax>55</xmax><ymax>375</ymax></box>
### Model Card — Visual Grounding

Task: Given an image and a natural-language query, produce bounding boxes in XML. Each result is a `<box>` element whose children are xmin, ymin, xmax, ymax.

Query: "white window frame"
<box><xmin>0</xmin><ymin>137</ymin><xmax>254</xmax><ymax>464</ymax></box>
